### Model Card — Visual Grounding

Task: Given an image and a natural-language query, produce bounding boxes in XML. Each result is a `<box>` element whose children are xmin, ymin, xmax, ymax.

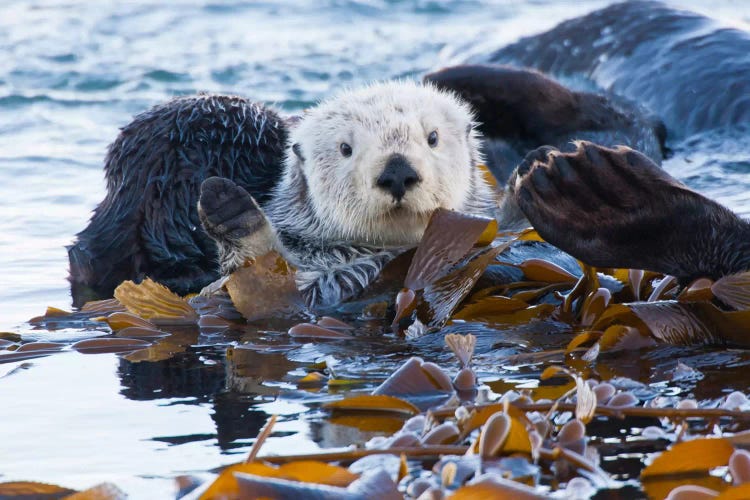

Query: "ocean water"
<box><xmin>1</xmin><ymin>1</ymin><xmax>750</xmax><ymax>497</ymax></box>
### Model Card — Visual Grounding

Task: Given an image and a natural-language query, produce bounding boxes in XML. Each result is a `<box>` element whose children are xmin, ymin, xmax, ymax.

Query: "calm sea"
<box><xmin>1</xmin><ymin>1</ymin><xmax>749</xmax><ymax>497</ymax></box>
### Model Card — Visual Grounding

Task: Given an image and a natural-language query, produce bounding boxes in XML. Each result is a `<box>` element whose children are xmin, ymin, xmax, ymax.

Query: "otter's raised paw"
<box><xmin>198</xmin><ymin>177</ymin><xmax>265</xmax><ymax>241</ymax></box>
<box><xmin>198</xmin><ymin>177</ymin><xmax>277</xmax><ymax>274</ymax></box>
<box><xmin>511</xmin><ymin>141</ymin><xmax>746</xmax><ymax>280</ymax></box>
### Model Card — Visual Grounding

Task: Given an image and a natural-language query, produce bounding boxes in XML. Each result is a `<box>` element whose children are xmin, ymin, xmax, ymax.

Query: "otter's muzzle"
<box><xmin>376</xmin><ymin>154</ymin><xmax>421</xmax><ymax>202</ymax></box>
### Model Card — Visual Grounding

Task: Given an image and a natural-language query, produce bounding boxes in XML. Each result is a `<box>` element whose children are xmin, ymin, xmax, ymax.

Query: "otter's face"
<box><xmin>288</xmin><ymin>81</ymin><xmax>482</xmax><ymax>247</ymax></box>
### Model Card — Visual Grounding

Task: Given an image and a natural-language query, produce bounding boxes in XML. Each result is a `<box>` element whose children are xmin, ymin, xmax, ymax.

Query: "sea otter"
<box><xmin>198</xmin><ymin>82</ymin><xmax>496</xmax><ymax>307</ymax></box>
<box><xmin>68</xmin><ymin>1</ymin><xmax>750</xmax><ymax>308</ymax></box>
<box><xmin>67</xmin><ymin>74</ymin><xmax>669</xmax><ymax>307</ymax></box>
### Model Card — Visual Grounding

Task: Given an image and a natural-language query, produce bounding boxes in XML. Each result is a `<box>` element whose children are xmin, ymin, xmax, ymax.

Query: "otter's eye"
<box><xmin>340</xmin><ymin>142</ymin><xmax>352</xmax><ymax>157</ymax></box>
<box><xmin>427</xmin><ymin>130</ymin><xmax>439</xmax><ymax>148</ymax></box>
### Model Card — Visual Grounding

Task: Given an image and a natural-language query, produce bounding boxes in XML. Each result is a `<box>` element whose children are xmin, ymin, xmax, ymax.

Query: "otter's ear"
<box><xmin>292</xmin><ymin>143</ymin><xmax>305</xmax><ymax>163</ymax></box>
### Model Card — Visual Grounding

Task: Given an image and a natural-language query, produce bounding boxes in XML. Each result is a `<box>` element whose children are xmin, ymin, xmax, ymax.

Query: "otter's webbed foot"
<box><xmin>198</xmin><ymin>177</ymin><xmax>277</xmax><ymax>275</ymax></box>
<box><xmin>513</xmin><ymin>141</ymin><xmax>750</xmax><ymax>282</ymax></box>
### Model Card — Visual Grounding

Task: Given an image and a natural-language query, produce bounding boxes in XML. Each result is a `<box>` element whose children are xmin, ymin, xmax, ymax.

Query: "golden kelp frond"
<box><xmin>324</xmin><ymin>394</ymin><xmax>420</xmax><ymax>416</ymax></box>
<box><xmin>405</xmin><ymin>208</ymin><xmax>497</xmax><ymax>291</ymax></box>
<box><xmin>224</xmin><ymin>251</ymin><xmax>305</xmax><ymax>321</ymax></box>
<box><xmin>114</xmin><ymin>278</ymin><xmax>197</xmax><ymax>324</ymax></box>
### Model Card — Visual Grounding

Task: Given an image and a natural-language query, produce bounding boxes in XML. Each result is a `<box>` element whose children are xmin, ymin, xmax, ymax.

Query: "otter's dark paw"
<box><xmin>198</xmin><ymin>177</ymin><xmax>265</xmax><ymax>243</ymax></box>
<box><xmin>513</xmin><ymin>141</ymin><xmax>705</xmax><ymax>274</ymax></box>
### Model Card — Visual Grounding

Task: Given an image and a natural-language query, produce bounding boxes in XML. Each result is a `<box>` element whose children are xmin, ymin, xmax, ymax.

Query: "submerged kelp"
<box><xmin>4</xmin><ymin>209</ymin><xmax>750</xmax><ymax>498</ymax></box>
<box><xmin>190</xmin><ymin>339</ymin><xmax>750</xmax><ymax>500</ymax></box>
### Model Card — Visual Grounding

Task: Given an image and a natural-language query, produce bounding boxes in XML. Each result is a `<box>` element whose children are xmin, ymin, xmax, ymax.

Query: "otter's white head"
<box><xmin>285</xmin><ymin>80</ymin><xmax>488</xmax><ymax>247</ymax></box>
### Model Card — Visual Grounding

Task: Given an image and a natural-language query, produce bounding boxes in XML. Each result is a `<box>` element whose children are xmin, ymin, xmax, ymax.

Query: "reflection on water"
<box><xmin>2</xmin><ymin>0</ymin><xmax>750</xmax><ymax>496</ymax></box>
<box><xmin>6</xmin><ymin>306</ymin><xmax>750</xmax><ymax>495</ymax></box>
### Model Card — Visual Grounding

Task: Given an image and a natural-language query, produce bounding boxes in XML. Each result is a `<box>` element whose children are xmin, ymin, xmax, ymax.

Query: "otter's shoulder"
<box><xmin>200</xmin><ymin>81</ymin><xmax>496</xmax><ymax>308</ymax></box>
<box><xmin>69</xmin><ymin>93</ymin><xmax>291</xmax><ymax>305</ymax></box>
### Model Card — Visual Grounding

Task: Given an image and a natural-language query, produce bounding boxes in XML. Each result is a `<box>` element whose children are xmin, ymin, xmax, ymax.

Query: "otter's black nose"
<box><xmin>376</xmin><ymin>154</ymin><xmax>421</xmax><ymax>202</ymax></box>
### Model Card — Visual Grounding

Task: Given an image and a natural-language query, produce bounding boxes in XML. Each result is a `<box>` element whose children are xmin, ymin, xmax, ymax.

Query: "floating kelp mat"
<box><xmin>5</xmin><ymin>210</ymin><xmax>750</xmax><ymax>498</ymax></box>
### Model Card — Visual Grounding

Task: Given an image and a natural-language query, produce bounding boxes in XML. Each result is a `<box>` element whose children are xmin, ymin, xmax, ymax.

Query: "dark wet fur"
<box><xmin>425</xmin><ymin>63</ymin><xmax>665</xmax><ymax>234</ymax></box>
<box><xmin>479</xmin><ymin>0</ymin><xmax>750</xmax><ymax>138</ymax></box>
<box><xmin>514</xmin><ymin>142</ymin><xmax>750</xmax><ymax>284</ymax></box>
<box><xmin>425</xmin><ymin>65</ymin><xmax>665</xmax><ymax>181</ymax></box>
<box><xmin>68</xmin><ymin>94</ymin><xmax>288</xmax><ymax>306</ymax></box>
